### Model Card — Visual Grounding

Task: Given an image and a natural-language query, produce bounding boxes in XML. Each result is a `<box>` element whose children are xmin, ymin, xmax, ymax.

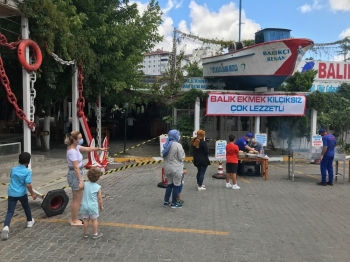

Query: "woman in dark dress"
<box><xmin>191</xmin><ymin>130</ymin><xmax>210</xmax><ymax>191</ymax></box>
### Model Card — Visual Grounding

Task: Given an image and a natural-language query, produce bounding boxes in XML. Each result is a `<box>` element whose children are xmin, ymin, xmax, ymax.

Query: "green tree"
<box><xmin>184</xmin><ymin>61</ymin><xmax>203</xmax><ymax>77</ymax></box>
<box><xmin>267</xmin><ymin>69</ymin><xmax>318</xmax><ymax>150</ymax></box>
<box><xmin>14</xmin><ymin>0</ymin><xmax>162</xmax><ymax>106</ymax></box>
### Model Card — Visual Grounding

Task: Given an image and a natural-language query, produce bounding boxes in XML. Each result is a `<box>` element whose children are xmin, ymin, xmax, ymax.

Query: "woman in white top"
<box><xmin>65</xmin><ymin>131</ymin><xmax>107</xmax><ymax>226</ymax></box>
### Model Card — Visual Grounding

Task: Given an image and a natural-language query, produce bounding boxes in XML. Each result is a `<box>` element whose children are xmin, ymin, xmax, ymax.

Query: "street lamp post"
<box><xmin>124</xmin><ymin>103</ymin><xmax>129</xmax><ymax>153</ymax></box>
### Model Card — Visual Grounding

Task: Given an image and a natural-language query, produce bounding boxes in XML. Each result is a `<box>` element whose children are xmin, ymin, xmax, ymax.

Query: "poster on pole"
<box><xmin>159</xmin><ymin>134</ymin><xmax>169</xmax><ymax>157</ymax></box>
<box><xmin>215</xmin><ymin>140</ymin><xmax>227</xmax><ymax>159</ymax></box>
<box><xmin>312</xmin><ymin>135</ymin><xmax>322</xmax><ymax>147</ymax></box>
<box><xmin>255</xmin><ymin>133</ymin><xmax>267</xmax><ymax>147</ymax></box>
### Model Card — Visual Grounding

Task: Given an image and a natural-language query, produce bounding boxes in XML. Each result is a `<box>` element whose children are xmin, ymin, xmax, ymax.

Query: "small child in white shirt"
<box><xmin>177</xmin><ymin>168</ymin><xmax>187</xmax><ymax>204</ymax></box>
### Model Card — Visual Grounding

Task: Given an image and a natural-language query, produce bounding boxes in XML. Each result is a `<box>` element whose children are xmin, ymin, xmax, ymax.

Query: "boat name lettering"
<box><xmin>210</xmin><ymin>64</ymin><xmax>238</xmax><ymax>73</ymax></box>
<box><xmin>263</xmin><ymin>49</ymin><xmax>290</xmax><ymax>62</ymax></box>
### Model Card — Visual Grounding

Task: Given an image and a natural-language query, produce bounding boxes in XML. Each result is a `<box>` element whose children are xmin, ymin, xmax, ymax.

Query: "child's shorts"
<box><xmin>82</xmin><ymin>214</ymin><xmax>99</xmax><ymax>219</ymax></box>
<box><xmin>179</xmin><ymin>183</ymin><xmax>183</xmax><ymax>193</ymax></box>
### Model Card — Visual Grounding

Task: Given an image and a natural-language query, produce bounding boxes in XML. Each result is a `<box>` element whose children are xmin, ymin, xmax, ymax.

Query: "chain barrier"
<box><xmin>77</xmin><ymin>64</ymin><xmax>85</xmax><ymax>118</ymax></box>
<box><xmin>182</xmin><ymin>135</ymin><xmax>217</xmax><ymax>141</ymax></box>
<box><xmin>113</xmin><ymin>135</ymin><xmax>218</xmax><ymax>157</ymax></box>
<box><xmin>50</xmin><ymin>52</ymin><xmax>75</xmax><ymax>65</ymax></box>
<box><xmin>114</xmin><ymin>137</ymin><xmax>159</xmax><ymax>156</ymax></box>
<box><xmin>0</xmin><ymin>34</ymin><xmax>20</xmax><ymax>50</ymax></box>
<box><xmin>0</xmin><ymin>57</ymin><xmax>36</xmax><ymax>131</ymax></box>
<box><xmin>0</xmin><ymin>33</ymin><xmax>37</xmax><ymax>131</ymax></box>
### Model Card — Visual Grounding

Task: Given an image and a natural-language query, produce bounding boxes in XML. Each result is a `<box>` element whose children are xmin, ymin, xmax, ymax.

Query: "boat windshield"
<box><xmin>255</xmin><ymin>28</ymin><xmax>291</xmax><ymax>44</ymax></box>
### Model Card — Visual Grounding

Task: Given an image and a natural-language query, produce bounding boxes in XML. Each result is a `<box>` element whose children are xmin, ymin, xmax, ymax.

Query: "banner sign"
<box><xmin>159</xmin><ymin>135</ymin><xmax>168</xmax><ymax>157</ymax></box>
<box><xmin>255</xmin><ymin>133</ymin><xmax>267</xmax><ymax>147</ymax></box>
<box><xmin>295</xmin><ymin>60</ymin><xmax>350</xmax><ymax>83</ymax></box>
<box><xmin>206</xmin><ymin>93</ymin><xmax>306</xmax><ymax>116</ymax></box>
<box><xmin>312</xmin><ymin>135</ymin><xmax>322</xmax><ymax>147</ymax></box>
<box><xmin>215</xmin><ymin>140</ymin><xmax>227</xmax><ymax>159</ymax></box>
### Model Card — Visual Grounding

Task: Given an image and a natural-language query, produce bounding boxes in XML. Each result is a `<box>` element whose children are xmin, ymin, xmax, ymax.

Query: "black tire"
<box><xmin>41</xmin><ymin>189</ymin><xmax>69</xmax><ymax>217</ymax></box>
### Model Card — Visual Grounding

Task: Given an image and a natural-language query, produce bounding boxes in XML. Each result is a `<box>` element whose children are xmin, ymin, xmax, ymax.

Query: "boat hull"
<box><xmin>202</xmin><ymin>38</ymin><xmax>314</xmax><ymax>89</ymax></box>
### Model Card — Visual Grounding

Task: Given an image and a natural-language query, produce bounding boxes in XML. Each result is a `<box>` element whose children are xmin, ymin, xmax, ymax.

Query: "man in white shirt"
<box><xmin>126</xmin><ymin>115</ymin><xmax>136</xmax><ymax>139</ymax></box>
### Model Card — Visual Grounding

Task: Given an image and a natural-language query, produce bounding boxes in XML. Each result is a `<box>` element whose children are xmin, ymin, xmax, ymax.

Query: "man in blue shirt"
<box><xmin>235</xmin><ymin>132</ymin><xmax>258</xmax><ymax>175</ymax></box>
<box><xmin>1</xmin><ymin>152</ymin><xmax>37</xmax><ymax>240</ymax></box>
<box><xmin>235</xmin><ymin>132</ymin><xmax>257</xmax><ymax>153</ymax></box>
<box><xmin>317</xmin><ymin>128</ymin><xmax>336</xmax><ymax>186</ymax></box>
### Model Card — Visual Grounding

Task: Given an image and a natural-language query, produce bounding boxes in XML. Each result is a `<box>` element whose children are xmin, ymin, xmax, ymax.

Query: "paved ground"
<box><xmin>1</xmin><ymin>158</ymin><xmax>350</xmax><ymax>262</ymax></box>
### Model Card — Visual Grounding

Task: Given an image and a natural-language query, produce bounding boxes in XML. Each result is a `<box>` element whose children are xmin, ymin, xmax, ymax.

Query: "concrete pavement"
<box><xmin>1</xmin><ymin>159</ymin><xmax>350</xmax><ymax>261</ymax></box>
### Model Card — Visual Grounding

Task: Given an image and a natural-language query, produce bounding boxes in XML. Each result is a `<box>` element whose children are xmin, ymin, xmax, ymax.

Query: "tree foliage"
<box><xmin>6</xmin><ymin>0</ymin><xmax>163</xmax><ymax>109</ymax></box>
<box><xmin>184</xmin><ymin>61</ymin><xmax>203</xmax><ymax>77</ymax></box>
<box><xmin>267</xmin><ymin>69</ymin><xmax>318</xmax><ymax>150</ymax></box>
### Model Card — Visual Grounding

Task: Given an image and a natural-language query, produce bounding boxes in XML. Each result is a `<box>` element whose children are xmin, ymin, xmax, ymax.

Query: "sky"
<box><xmin>134</xmin><ymin>0</ymin><xmax>350</xmax><ymax>61</ymax></box>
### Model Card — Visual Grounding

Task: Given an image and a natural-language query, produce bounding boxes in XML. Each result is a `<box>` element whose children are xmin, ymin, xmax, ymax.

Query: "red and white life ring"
<box><xmin>17</xmin><ymin>39</ymin><xmax>42</xmax><ymax>71</ymax></box>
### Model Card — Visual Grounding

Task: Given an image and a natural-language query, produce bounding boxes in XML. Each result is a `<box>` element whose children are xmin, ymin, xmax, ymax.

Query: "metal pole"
<box><xmin>310</xmin><ymin>108</ymin><xmax>317</xmax><ymax>156</ymax></box>
<box><xmin>238</xmin><ymin>0</ymin><xmax>242</xmax><ymax>42</ymax></box>
<box><xmin>21</xmin><ymin>15</ymin><xmax>31</xmax><ymax>169</ymax></box>
<box><xmin>97</xmin><ymin>93</ymin><xmax>102</xmax><ymax>148</ymax></box>
<box><xmin>71</xmin><ymin>64</ymin><xmax>79</xmax><ymax>132</ymax></box>
<box><xmin>124</xmin><ymin>107</ymin><xmax>128</xmax><ymax>153</ymax></box>
<box><xmin>194</xmin><ymin>97</ymin><xmax>200</xmax><ymax>131</ymax></box>
<box><xmin>254</xmin><ymin>116</ymin><xmax>260</xmax><ymax>135</ymax></box>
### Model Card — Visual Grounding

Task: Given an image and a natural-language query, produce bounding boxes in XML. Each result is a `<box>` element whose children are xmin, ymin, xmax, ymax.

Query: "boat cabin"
<box><xmin>255</xmin><ymin>28</ymin><xmax>291</xmax><ymax>44</ymax></box>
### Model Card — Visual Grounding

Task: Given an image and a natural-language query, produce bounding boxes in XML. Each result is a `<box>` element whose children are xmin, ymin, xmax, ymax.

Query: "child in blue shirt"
<box><xmin>80</xmin><ymin>167</ymin><xmax>104</xmax><ymax>239</ymax></box>
<box><xmin>1</xmin><ymin>152</ymin><xmax>36</xmax><ymax>241</ymax></box>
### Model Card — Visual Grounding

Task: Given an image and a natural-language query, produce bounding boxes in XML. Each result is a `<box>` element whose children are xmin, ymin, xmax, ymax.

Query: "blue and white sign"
<box><xmin>159</xmin><ymin>134</ymin><xmax>169</xmax><ymax>157</ymax></box>
<box><xmin>215</xmin><ymin>140</ymin><xmax>227</xmax><ymax>159</ymax></box>
<box><xmin>310</xmin><ymin>81</ymin><xmax>342</xmax><ymax>93</ymax></box>
<box><xmin>312</xmin><ymin>135</ymin><xmax>322</xmax><ymax>147</ymax></box>
<box><xmin>255</xmin><ymin>133</ymin><xmax>267</xmax><ymax>147</ymax></box>
<box><xmin>182</xmin><ymin>77</ymin><xmax>226</xmax><ymax>90</ymax></box>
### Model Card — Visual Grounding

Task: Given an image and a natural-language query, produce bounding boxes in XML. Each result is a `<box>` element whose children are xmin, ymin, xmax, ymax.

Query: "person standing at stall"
<box><xmin>235</xmin><ymin>133</ymin><xmax>257</xmax><ymax>152</ymax></box>
<box><xmin>225</xmin><ymin>135</ymin><xmax>240</xmax><ymax>189</ymax></box>
<box><xmin>249</xmin><ymin>138</ymin><xmax>264</xmax><ymax>154</ymax></box>
<box><xmin>191</xmin><ymin>130</ymin><xmax>210</xmax><ymax>191</ymax></box>
<box><xmin>235</xmin><ymin>133</ymin><xmax>257</xmax><ymax>175</ymax></box>
<box><xmin>318</xmin><ymin>128</ymin><xmax>336</xmax><ymax>186</ymax></box>
<box><xmin>163</xmin><ymin>130</ymin><xmax>185</xmax><ymax>208</ymax></box>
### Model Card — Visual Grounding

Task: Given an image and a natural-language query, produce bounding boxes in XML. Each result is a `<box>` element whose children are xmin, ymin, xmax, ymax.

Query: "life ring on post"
<box><xmin>17</xmin><ymin>39</ymin><xmax>42</xmax><ymax>71</ymax></box>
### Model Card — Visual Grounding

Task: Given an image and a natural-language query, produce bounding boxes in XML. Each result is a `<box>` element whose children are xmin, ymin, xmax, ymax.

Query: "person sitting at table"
<box><xmin>235</xmin><ymin>133</ymin><xmax>258</xmax><ymax>153</ymax></box>
<box><xmin>249</xmin><ymin>138</ymin><xmax>264</xmax><ymax>154</ymax></box>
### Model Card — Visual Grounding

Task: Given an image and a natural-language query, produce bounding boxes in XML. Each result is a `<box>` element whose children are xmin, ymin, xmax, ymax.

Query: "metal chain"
<box><xmin>77</xmin><ymin>64</ymin><xmax>85</xmax><ymax>117</ymax></box>
<box><xmin>51</xmin><ymin>52</ymin><xmax>75</xmax><ymax>65</ymax></box>
<box><xmin>0</xmin><ymin>33</ymin><xmax>20</xmax><ymax>50</ymax></box>
<box><xmin>0</xmin><ymin>56</ymin><xmax>35</xmax><ymax>131</ymax></box>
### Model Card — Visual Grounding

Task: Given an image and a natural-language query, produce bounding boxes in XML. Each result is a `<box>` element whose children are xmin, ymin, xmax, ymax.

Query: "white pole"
<box><xmin>254</xmin><ymin>116</ymin><xmax>260</xmax><ymax>135</ymax></box>
<box><xmin>310</xmin><ymin>108</ymin><xmax>317</xmax><ymax>152</ymax></box>
<box><xmin>21</xmin><ymin>15</ymin><xmax>31</xmax><ymax>169</ymax></box>
<box><xmin>97</xmin><ymin>94</ymin><xmax>102</xmax><ymax>148</ymax></box>
<box><xmin>71</xmin><ymin>65</ymin><xmax>79</xmax><ymax>132</ymax></box>
<box><xmin>63</xmin><ymin>97</ymin><xmax>68</xmax><ymax>132</ymax></box>
<box><xmin>194</xmin><ymin>97</ymin><xmax>200</xmax><ymax>131</ymax></box>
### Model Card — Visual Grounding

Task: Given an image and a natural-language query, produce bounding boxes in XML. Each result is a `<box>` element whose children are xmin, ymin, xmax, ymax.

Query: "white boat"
<box><xmin>202</xmin><ymin>28</ymin><xmax>314</xmax><ymax>89</ymax></box>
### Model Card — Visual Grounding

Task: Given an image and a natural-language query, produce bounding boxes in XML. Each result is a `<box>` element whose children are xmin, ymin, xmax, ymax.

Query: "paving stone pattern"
<box><xmin>1</xmin><ymin>159</ymin><xmax>350</xmax><ymax>261</ymax></box>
